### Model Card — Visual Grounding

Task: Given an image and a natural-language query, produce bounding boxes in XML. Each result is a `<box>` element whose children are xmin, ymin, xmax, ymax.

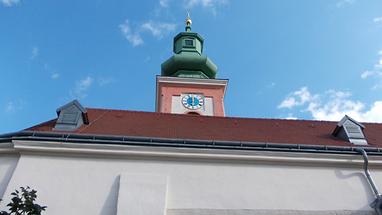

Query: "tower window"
<box><xmin>184</xmin><ymin>39</ymin><xmax>194</xmax><ymax>47</ymax></box>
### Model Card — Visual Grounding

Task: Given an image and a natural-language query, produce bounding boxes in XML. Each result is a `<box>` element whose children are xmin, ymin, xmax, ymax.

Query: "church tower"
<box><xmin>156</xmin><ymin>15</ymin><xmax>228</xmax><ymax>116</ymax></box>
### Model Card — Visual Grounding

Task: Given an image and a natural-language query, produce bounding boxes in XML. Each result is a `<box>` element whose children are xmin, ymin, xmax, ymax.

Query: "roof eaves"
<box><xmin>2</xmin><ymin>131</ymin><xmax>382</xmax><ymax>156</ymax></box>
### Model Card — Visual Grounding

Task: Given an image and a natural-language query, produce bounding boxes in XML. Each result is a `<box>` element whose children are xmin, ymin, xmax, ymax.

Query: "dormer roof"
<box><xmin>54</xmin><ymin>100</ymin><xmax>89</xmax><ymax>131</ymax></box>
<box><xmin>332</xmin><ymin>115</ymin><xmax>368</xmax><ymax>145</ymax></box>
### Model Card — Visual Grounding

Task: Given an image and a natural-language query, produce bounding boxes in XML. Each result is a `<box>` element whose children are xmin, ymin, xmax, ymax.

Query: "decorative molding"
<box><xmin>157</xmin><ymin>76</ymin><xmax>228</xmax><ymax>86</ymax></box>
<box><xmin>10</xmin><ymin>140</ymin><xmax>382</xmax><ymax>167</ymax></box>
<box><xmin>0</xmin><ymin>142</ymin><xmax>16</xmax><ymax>154</ymax></box>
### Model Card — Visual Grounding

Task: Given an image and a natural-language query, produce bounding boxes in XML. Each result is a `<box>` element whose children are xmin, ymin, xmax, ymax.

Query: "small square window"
<box><xmin>185</xmin><ymin>39</ymin><xmax>194</xmax><ymax>46</ymax></box>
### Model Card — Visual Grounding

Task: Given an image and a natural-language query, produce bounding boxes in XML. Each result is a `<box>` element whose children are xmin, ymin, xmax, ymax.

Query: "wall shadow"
<box><xmin>99</xmin><ymin>175</ymin><xmax>120</xmax><ymax>215</ymax></box>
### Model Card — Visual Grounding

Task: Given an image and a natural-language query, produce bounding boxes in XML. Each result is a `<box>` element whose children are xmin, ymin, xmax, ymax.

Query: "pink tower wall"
<box><xmin>157</xmin><ymin>82</ymin><xmax>226</xmax><ymax>117</ymax></box>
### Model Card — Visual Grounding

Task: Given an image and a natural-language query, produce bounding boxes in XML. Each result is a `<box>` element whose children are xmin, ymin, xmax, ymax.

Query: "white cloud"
<box><xmin>141</xmin><ymin>21</ymin><xmax>176</xmax><ymax>39</ymax></box>
<box><xmin>278</xmin><ymin>87</ymin><xmax>382</xmax><ymax>122</ymax></box>
<box><xmin>374</xmin><ymin>17</ymin><xmax>382</xmax><ymax>24</ymax></box>
<box><xmin>1</xmin><ymin>0</ymin><xmax>19</xmax><ymax>7</ymax></box>
<box><xmin>372</xmin><ymin>83</ymin><xmax>382</xmax><ymax>90</ymax></box>
<box><xmin>119</xmin><ymin>19</ymin><xmax>176</xmax><ymax>47</ymax></box>
<box><xmin>98</xmin><ymin>77</ymin><xmax>114</xmax><ymax>86</ymax></box>
<box><xmin>361</xmin><ymin>70</ymin><xmax>375</xmax><ymax>79</ymax></box>
<box><xmin>4</xmin><ymin>100</ymin><xmax>24</xmax><ymax>113</ymax></box>
<box><xmin>285</xmin><ymin>113</ymin><xmax>298</xmax><ymax>120</ymax></box>
<box><xmin>119</xmin><ymin>20</ymin><xmax>144</xmax><ymax>47</ymax></box>
<box><xmin>51</xmin><ymin>72</ymin><xmax>60</xmax><ymax>80</ymax></box>
<box><xmin>278</xmin><ymin>87</ymin><xmax>315</xmax><ymax>109</ymax></box>
<box><xmin>361</xmin><ymin>50</ymin><xmax>382</xmax><ymax>89</ymax></box>
<box><xmin>5</xmin><ymin>102</ymin><xmax>14</xmax><ymax>113</ymax></box>
<box><xmin>159</xmin><ymin>0</ymin><xmax>169</xmax><ymax>7</ymax></box>
<box><xmin>71</xmin><ymin>76</ymin><xmax>93</xmax><ymax>99</ymax></box>
<box><xmin>158</xmin><ymin>0</ymin><xmax>228</xmax><ymax>15</ymax></box>
<box><xmin>267</xmin><ymin>82</ymin><xmax>276</xmax><ymax>88</ymax></box>
<box><xmin>31</xmin><ymin>46</ymin><xmax>39</xmax><ymax>59</ymax></box>
<box><xmin>184</xmin><ymin>0</ymin><xmax>228</xmax><ymax>15</ymax></box>
<box><xmin>336</xmin><ymin>0</ymin><xmax>355</xmax><ymax>8</ymax></box>
<box><xmin>144</xmin><ymin>56</ymin><xmax>151</xmax><ymax>62</ymax></box>
<box><xmin>185</xmin><ymin>0</ymin><xmax>227</xmax><ymax>8</ymax></box>
<box><xmin>306</xmin><ymin>90</ymin><xmax>364</xmax><ymax>121</ymax></box>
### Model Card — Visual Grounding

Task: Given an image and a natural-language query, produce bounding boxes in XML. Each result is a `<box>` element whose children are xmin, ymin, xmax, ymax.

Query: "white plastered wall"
<box><xmin>0</xmin><ymin>154</ymin><xmax>19</xmax><ymax>199</ymax></box>
<box><xmin>171</xmin><ymin>96</ymin><xmax>214</xmax><ymax>115</ymax></box>
<box><xmin>1</xmin><ymin>141</ymin><xmax>381</xmax><ymax>215</ymax></box>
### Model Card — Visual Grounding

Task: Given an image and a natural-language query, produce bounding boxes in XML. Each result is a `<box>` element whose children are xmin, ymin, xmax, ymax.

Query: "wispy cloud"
<box><xmin>51</xmin><ymin>72</ymin><xmax>60</xmax><ymax>80</ymax></box>
<box><xmin>120</xmin><ymin>0</ymin><xmax>225</xmax><ymax>46</ymax></box>
<box><xmin>71</xmin><ymin>76</ymin><xmax>93</xmax><ymax>99</ymax></box>
<box><xmin>43</xmin><ymin>64</ymin><xmax>61</xmax><ymax>80</ymax></box>
<box><xmin>184</xmin><ymin>0</ymin><xmax>228</xmax><ymax>15</ymax></box>
<box><xmin>30</xmin><ymin>46</ymin><xmax>39</xmax><ymax>60</ymax></box>
<box><xmin>119</xmin><ymin>19</ymin><xmax>176</xmax><ymax>47</ymax></box>
<box><xmin>119</xmin><ymin>20</ymin><xmax>144</xmax><ymax>47</ymax></box>
<box><xmin>158</xmin><ymin>0</ymin><xmax>228</xmax><ymax>15</ymax></box>
<box><xmin>159</xmin><ymin>0</ymin><xmax>169</xmax><ymax>7</ymax></box>
<box><xmin>374</xmin><ymin>17</ymin><xmax>382</xmax><ymax>24</ymax></box>
<box><xmin>278</xmin><ymin>87</ymin><xmax>316</xmax><ymax>109</ymax></box>
<box><xmin>4</xmin><ymin>100</ymin><xmax>25</xmax><ymax>114</ymax></box>
<box><xmin>185</xmin><ymin>0</ymin><xmax>227</xmax><ymax>8</ymax></box>
<box><xmin>361</xmin><ymin>70</ymin><xmax>381</xmax><ymax>79</ymax></box>
<box><xmin>267</xmin><ymin>82</ymin><xmax>276</xmax><ymax>88</ymax></box>
<box><xmin>141</xmin><ymin>21</ymin><xmax>176</xmax><ymax>39</ymax></box>
<box><xmin>360</xmin><ymin>50</ymin><xmax>382</xmax><ymax>89</ymax></box>
<box><xmin>1</xmin><ymin>0</ymin><xmax>20</xmax><ymax>7</ymax></box>
<box><xmin>278</xmin><ymin>87</ymin><xmax>382</xmax><ymax>122</ymax></box>
<box><xmin>336</xmin><ymin>0</ymin><xmax>355</xmax><ymax>8</ymax></box>
<box><xmin>97</xmin><ymin>77</ymin><xmax>114</xmax><ymax>86</ymax></box>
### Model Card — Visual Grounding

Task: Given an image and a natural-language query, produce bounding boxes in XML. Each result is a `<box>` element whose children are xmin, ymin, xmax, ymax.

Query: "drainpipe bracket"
<box><xmin>370</xmin><ymin>195</ymin><xmax>382</xmax><ymax>215</ymax></box>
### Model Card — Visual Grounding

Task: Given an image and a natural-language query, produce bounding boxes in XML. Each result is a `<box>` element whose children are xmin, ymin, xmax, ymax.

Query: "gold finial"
<box><xmin>185</xmin><ymin>11</ymin><xmax>192</xmax><ymax>31</ymax></box>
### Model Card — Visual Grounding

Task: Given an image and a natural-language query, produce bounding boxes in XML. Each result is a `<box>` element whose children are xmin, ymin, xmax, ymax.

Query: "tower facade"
<box><xmin>156</xmin><ymin>16</ymin><xmax>228</xmax><ymax>116</ymax></box>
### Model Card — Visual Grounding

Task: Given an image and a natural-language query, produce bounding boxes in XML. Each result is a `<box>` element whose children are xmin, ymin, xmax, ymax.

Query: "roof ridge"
<box><xmin>85</xmin><ymin>107</ymin><xmax>342</xmax><ymax>123</ymax></box>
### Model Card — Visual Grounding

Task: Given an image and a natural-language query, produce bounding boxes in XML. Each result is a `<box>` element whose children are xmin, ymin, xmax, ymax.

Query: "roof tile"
<box><xmin>25</xmin><ymin>108</ymin><xmax>382</xmax><ymax>147</ymax></box>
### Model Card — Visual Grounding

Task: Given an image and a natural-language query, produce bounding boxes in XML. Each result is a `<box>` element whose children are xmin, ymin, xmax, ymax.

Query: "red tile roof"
<box><xmin>26</xmin><ymin>108</ymin><xmax>382</xmax><ymax>147</ymax></box>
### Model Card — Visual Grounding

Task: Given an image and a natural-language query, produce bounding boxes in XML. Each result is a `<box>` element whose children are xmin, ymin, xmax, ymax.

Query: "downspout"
<box><xmin>355</xmin><ymin>148</ymin><xmax>382</xmax><ymax>214</ymax></box>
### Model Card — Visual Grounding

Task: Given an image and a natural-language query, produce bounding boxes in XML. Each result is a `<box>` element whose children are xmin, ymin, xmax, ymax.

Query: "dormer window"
<box><xmin>332</xmin><ymin>115</ymin><xmax>367</xmax><ymax>145</ymax></box>
<box><xmin>54</xmin><ymin>100</ymin><xmax>88</xmax><ymax>131</ymax></box>
<box><xmin>184</xmin><ymin>39</ymin><xmax>194</xmax><ymax>47</ymax></box>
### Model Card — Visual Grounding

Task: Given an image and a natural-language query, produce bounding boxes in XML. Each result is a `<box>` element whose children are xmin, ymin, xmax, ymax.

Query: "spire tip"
<box><xmin>185</xmin><ymin>11</ymin><xmax>192</xmax><ymax>32</ymax></box>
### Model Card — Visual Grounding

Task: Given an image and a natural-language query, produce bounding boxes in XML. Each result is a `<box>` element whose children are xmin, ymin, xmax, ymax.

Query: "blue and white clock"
<box><xmin>181</xmin><ymin>94</ymin><xmax>204</xmax><ymax>110</ymax></box>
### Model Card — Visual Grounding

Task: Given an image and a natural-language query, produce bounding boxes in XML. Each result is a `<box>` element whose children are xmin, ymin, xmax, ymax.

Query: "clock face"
<box><xmin>181</xmin><ymin>94</ymin><xmax>204</xmax><ymax>110</ymax></box>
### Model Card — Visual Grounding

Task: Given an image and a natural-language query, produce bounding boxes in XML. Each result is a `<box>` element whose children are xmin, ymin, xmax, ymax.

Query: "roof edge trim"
<box><xmin>1</xmin><ymin>131</ymin><xmax>382</xmax><ymax>156</ymax></box>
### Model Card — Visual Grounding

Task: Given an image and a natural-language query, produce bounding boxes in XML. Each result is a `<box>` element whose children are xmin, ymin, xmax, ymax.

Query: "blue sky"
<box><xmin>1</xmin><ymin>0</ymin><xmax>382</xmax><ymax>133</ymax></box>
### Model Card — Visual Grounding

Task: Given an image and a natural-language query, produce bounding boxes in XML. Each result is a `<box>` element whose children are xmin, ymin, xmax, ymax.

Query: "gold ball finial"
<box><xmin>185</xmin><ymin>11</ymin><xmax>192</xmax><ymax>31</ymax></box>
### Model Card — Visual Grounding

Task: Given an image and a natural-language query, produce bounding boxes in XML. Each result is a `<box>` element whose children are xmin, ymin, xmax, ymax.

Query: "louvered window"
<box><xmin>54</xmin><ymin>100</ymin><xmax>88</xmax><ymax>131</ymax></box>
<box><xmin>332</xmin><ymin>115</ymin><xmax>367</xmax><ymax>145</ymax></box>
<box><xmin>57</xmin><ymin>112</ymin><xmax>80</xmax><ymax>125</ymax></box>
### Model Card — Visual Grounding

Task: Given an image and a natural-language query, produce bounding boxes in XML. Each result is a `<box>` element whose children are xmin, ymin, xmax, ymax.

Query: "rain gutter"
<box><xmin>0</xmin><ymin>131</ymin><xmax>382</xmax><ymax>156</ymax></box>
